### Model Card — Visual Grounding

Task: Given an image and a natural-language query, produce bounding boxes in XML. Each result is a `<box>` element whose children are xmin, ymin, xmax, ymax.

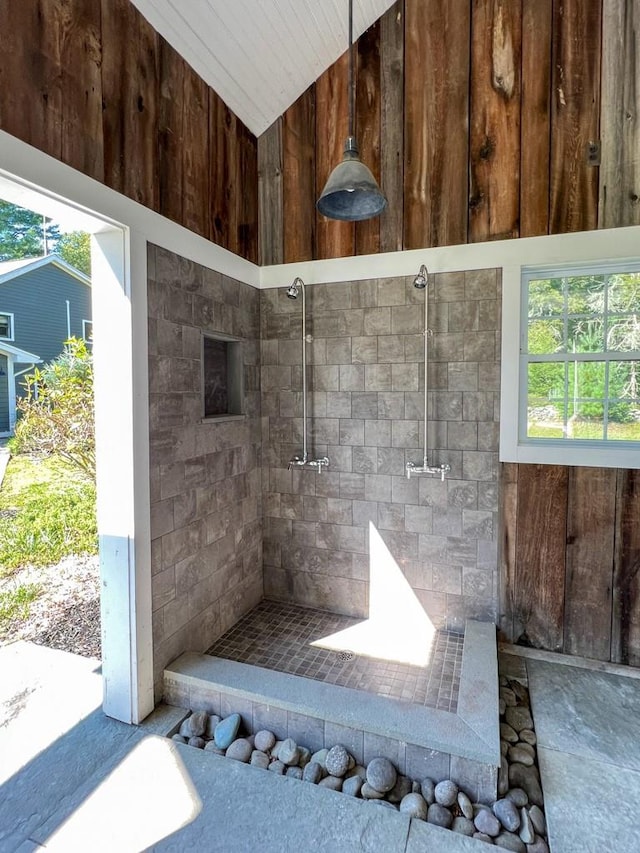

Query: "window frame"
<box><xmin>0</xmin><ymin>311</ymin><xmax>14</xmax><ymax>341</ymax></box>
<box><xmin>501</xmin><ymin>259</ymin><xmax>640</xmax><ymax>469</ymax></box>
<box><xmin>82</xmin><ymin>318</ymin><xmax>93</xmax><ymax>341</ymax></box>
<box><xmin>520</xmin><ymin>261</ymin><xmax>640</xmax><ymax>450</ymax></box>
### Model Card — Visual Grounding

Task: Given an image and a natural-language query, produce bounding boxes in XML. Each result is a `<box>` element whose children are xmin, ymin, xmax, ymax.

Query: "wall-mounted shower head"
<box><xmin>413</xmin><ymin>265</ymin><xmax>428</xmax><ymax>289</ymax></box>
<box><xmin>286</xmin><ymin>277</ymin><xmax>304</xmax><ymax>299</ymax></box>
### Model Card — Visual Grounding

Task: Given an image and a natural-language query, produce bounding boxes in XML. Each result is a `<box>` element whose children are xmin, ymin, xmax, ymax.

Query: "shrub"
<box><xmin>12</xmin><ymin>338</ymin><xmax>95</xmax><ymax>478</ymax></box>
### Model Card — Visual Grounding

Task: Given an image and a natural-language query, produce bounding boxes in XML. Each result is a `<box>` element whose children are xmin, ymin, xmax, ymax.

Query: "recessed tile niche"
<box><xmin>202</xmin><ymin>333</ymin><xmax>243</xmax><ymax>418</ymax></box>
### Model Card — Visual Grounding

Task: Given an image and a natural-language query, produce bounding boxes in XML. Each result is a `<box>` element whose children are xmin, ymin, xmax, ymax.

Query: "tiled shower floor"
<box><xmin>206</xmin><ymin>600</ymin><xmax>464</xmax><ymax>712</ymax></box>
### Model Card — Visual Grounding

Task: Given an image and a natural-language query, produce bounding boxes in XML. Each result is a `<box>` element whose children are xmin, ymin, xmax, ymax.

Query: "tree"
<box><xmin>0</xmin><ymin>201</ymin><xmax>60</xmax><ymax>260</ymax></box>
<box><xmin>57</xmin><ymin>231</ymin><xmax>91</xmax><ymax>276</ymax></box>
<box><xmin>11</xmin><ymin>338</ymin><xmax>95</xmax><ymax>478</ymax></box>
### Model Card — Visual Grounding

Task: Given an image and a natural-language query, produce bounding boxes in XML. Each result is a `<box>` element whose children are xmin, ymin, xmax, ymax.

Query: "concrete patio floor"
<box><xmin>1</xmin><ymin>641</ymin><xmax>639</xmax><ymax>852</ymax></box>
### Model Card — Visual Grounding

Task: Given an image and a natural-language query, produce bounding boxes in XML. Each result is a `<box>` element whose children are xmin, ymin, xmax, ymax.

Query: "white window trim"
<box><xmin>502</xmin><ymin>257</ymin><xmax>640</xmax><ymax>470</ymax></box>
<box><xmin>519</xmin><ymin>261</ymin><xmax>640</xmax><ymax>449</ymax></box>
<box><xmin>82</xmin><ymin>318</ymin><xmax>93</xmax><ymax>341</ymax></box>
<box><xmin>0</xmin><ymin>311</ymin><xmax>14</xmax><ymax>341</ymax></box>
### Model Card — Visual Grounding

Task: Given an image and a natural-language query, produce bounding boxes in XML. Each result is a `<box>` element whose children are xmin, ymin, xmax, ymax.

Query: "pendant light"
<box><xmin>316</xmin><ymin>0</ymin><xmax>387</xmax><ymax>222</ymax></box>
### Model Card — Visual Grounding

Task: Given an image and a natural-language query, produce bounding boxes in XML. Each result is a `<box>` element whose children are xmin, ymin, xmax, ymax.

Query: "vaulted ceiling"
<box><xmin>129</xmin><ymin>0</ymin><xmax>397</xmax><ymax>136</ymax></box>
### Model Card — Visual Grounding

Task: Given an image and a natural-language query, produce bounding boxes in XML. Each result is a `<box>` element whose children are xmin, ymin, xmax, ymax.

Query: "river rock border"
<box><xmin>169</xmin><ymin>675</ymin><xmax>547</xmax><ymax>851</ymax></box>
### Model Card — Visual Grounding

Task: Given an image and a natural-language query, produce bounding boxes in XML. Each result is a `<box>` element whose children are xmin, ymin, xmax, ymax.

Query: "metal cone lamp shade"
<box><xmin>316</xmin><ymin>0</ymin><xmax>387</xmax><ymax>222</ymax></box>
<box><xmin>317</xmin><ymin>136</ymin><xmax>387</xmax><ymax>221</ymax></box>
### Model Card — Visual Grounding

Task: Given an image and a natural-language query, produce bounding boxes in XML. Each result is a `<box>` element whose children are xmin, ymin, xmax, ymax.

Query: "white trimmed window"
<box><xmin>0</xmin><ymin>312</ymin><xmax>14</xmax><ymax>340</ymax></box>
<box><xmin>521</xmin><ymin>263</ymin><xmax>640</xmax><ymax>450</ymax></box>
<box><xmin>82</xmin><ymin>319</ymin><xmax>93</xmax><ymax>341</ymax></box>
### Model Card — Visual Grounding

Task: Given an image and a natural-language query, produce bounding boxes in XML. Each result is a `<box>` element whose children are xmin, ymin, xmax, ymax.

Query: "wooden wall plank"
<box><xmin>612</xmin><ymin>470</ymin><xmax>640</xmax><ymax>666</ymax></box>
<box><xmin>520</xmin><ymin>0</ymin><xmax>552</xmax><ymax>237</ymax></box>
<box><xmin>564</xmin><ymin>467</ymin><xmax>616</xmax><ymax>659</ymax></box>
<box><xmin>283</xmin><ymin>87</ymin><xmax>316</xmax><ymax>263</ymax></box>
<box><xmin>237</xmin><ymin>121</ymin><xmax>258</xmax><ymax>264</ymax></box>
<box><xmin>59</xmin><ymin>0</ymin><xmax>103</xmax><ymax>182</ymax></box>
<box><xmin>258</xmin><ymin>118</ymin><xmax>284</xmax><ymax>266</ymax></box>
<box><xmin>599</xmin><ymin>0</ymin><xmax>640</xmax><ymax>229</ymax></box>
<box><xmin>209</xmin><ymin>90</ymin><xmax>238</xmax><ymax>255</ymax></box>
<box><xmin>355</xmin><ymin>21</ymin><xmax>382</xmax><ymax>256</ymax></box>
<box><xmin>315</xmin><ymin>51</ymin><xmax>354</xmax><ymax>259</ymax></box>
<box><xmin>404</xmin><ymin>0</ymin><xmax>470</xmax><ymax>249</ymax></box>
<box><xmin>158</xmin><ymin>41</ymin><xmax>185</xmax><ymax>227</ymax></box>
<box><xmin>513</xmin><ymin>464</ymin><xmax>568</xmax><ymax>652</ymax></box>
<box><xmin>498</xmin><ymin>461</ymin><xmax>519</xmax><ymax>642</ymax></box>
<box><xmin>0</xmin><ymin>0</ymin><xmax>63</xmax><ymax>162</ymax></box>
<box><xmin>101</xmin><ymin>0</ymin><xmax>159</xmax><ymax>210</ymax></box>
<box><xmin>469</xmin><ymin>0</ymin><xmax>521</xmax><ymax>242</ymax></box>
<box><xmin>182</xmin><ymin>64</ymin><xmax>210</xmax><ymax>239</ymax></box>
<box><xmin>379</xmin><ymin>0</ymin><xmax>404</xmax><ymax>254</ymax></box>
<box><xmin>549</xmin><ymin>0</ymin><xmax>602</xmax><ymax>233</ymax></box>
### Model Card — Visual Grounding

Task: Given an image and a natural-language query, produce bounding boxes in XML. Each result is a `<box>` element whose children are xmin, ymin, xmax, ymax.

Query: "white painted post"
<box><xmin>92</xmin><ymin>228</ymin><xmax>154</xmax><ymax>724</ymax></box>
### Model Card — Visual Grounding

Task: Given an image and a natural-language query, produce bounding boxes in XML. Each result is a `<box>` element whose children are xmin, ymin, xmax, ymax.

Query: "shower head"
<box><xmin>286</xmin><ymin>277</ymin><xmax>304</xmax><ymax>299</ymax></box>
<box><xmin>413</xmin><ymin>265</ymin><xmax>428</xmax><ymax>289</ymax></box>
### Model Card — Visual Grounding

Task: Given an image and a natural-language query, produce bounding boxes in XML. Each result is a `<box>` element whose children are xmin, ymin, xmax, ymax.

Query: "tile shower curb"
<box><xmin>165</xmin><ymin>619</ymin><xmax>500</xmax><ymax>768</ymax></box>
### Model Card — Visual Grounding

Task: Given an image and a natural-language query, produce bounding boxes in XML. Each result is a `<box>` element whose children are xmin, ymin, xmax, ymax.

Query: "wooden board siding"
<box><xmin>599</xmin><ymin>0</ymin><xmax>640</xmax><ymax>229</ymax></box>
<box><xmin>519</xmin><ymin>0</ymin><xmax>552</xmax><ymax>237</ymax></box>
<box><xmin>379</xmin><ymin>0</ymin><xmax>404</xmax><ymax>254</ymax></box>
<box><xmin>355</xmin><ymin>20</ymin><xmax>382</xmax><ymax>256</ymax></box>
<box><xmin>564</xmin><ymin>467</ymin><xmax>616</xmax><ymax>660</ymax></box>
<box><xmin>512</xmin><ymin>464</ymin><xmax>568</xmax><ymax>652</ymax></box>
<box><xmin>549</xmin><ymin>0</ymin><xmax>602</xmax><ymax>234</ymax></box>
<box><xmin>159</xmin><ymin>40</ymin><xmax>186</xmax><ymax>227</ymax></box>
<box><xmin>315</xmin><ymin>51</ymin><xmax>355</xmax><ymax>260</ymax></box>
<box><xmin>612</xmin><ymin>470</ymin><xmax>640</xmax><ymax>666</ymax></box>
<box><xmin>261</xmin><ymin>0</ymin><xmax>637</xmax><ymax>264</ymax></box>
<box><xmin>101</xmin><ymin>0</ymin><xmax>159</xmax><ymax>211</ymax></box>
<box><xmin>0</xmin><ymin>0</ymin><xmax>258</xmax><ymax>262</ymax></box>
<box><xmin>258</xmin><ymin>119</ymin><xmax>284</xmax><ymax>266</ymax></box>
<box><xmin>469</xmin><ymin>0</ymin><xmax>521</xmax><ymax>243</ymax></box>
<box><xmin>209</xmin><ymin>92</ymin><xmax>237</xmax><ymax>254</ymax></box>
<box><xmin>501</xmin><ymin>462</ymin><xmax>639</xmax><ymax>666</ymax></box>
<box><xmin>404</xmin><ymin>0</ymin><xmax>470</xmax><ymax>250</ymax></box>
<box><xmin>283</xmin><ymin>87</ymin><xmax>316</xmax><ymax>263</ymax></box>
<box><xmin>182</xmin><ymin>64</ymin><xmax>210</xmax><ymax>239</ymax></box>
<box><xmin>0</xmin><ymin>1</ymin><xmax>64</xmax><ymax>164</ymax></box>
<box><xmin>59</xmin><ymin>0</ymin><xmax>104</xmax><ymax>183</ymax></box>
<box><xmin>237</xmin><ymin>121</ymin><xmax>259</xmax><ymax>263</ymax></box>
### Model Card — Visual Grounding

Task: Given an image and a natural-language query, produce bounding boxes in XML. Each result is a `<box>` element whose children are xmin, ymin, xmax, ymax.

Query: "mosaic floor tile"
<box><xmin>206</xmin><ymin>600</ymin><xmax>463</xmax><ymax>712</ymax></box>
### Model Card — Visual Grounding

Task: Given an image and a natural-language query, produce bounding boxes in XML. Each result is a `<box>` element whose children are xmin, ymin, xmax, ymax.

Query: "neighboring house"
<box><xmin>0</xmin><ymin>254</ymin><xmax>91</xmax><ymax>435</ymax></box>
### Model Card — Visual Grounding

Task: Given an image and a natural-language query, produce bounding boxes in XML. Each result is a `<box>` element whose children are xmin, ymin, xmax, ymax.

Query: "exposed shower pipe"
<box><xmin>286</xmin><ymin>278</ymin><xmax>329</xmax><ymax>472</ymax></box>
<box><xmin>406</xmin><ymin>265</ymin><xmax>451</xmax><ymax>482</ymax></box>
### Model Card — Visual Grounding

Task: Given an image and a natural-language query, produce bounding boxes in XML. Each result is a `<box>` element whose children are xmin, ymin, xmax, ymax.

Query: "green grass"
<box><xmin>0</xmin><ymin>455</ymin><xmax>97</xmax><ymax>577</ymax></box>
<box><xmin>528</xmin><ymin>421</ymin><xmax>640</xmax><ymax>441</ymax></box>
<box><xmin>0</xmin><ymin>583</ymin><xmax>40</xmax><ymax>632</ymax></box>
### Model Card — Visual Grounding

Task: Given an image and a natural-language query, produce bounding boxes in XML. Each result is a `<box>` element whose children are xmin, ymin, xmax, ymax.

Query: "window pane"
<box><xmin>528</xmin><ymin>318</ymin><xmax>564</xmax><ymax>354</ymax></box>
<box><xmin>608</xmin><ymin>272</ymin><xmax>640</xmax><ymax>313</ymax></box>
<box><xmin>568</xmin><ymin>361</ymin><xmax>606</xmax><ymax>400</ymax></box>
<box><xmin>610</xmin><ymin>360</ymin><xmax>640</xmax><ymax>399</ymax></box>
<box><xmin>528</xmin><ymin>278</ymin><xmax>564</xmax><ymax>316</ymax></box>
<box><xmin>527</xmin><ymin>400</ymin><xmax>565</xmax><ymax>439</ymax></box>
<box><xmin>527</xmin><ymin>362</ymin><xmax>565</xmax><ymax>438</ymax></box>
<box><xmin>607</xmin><ymin>400</ymin><xmax>640</xmax><ymax>441</ymax></box>
<box><xmin>607</xmin><ymin>315</ymin><xmax>640</xmax><ymax>353</ymax></box>
<box><xmin>569</xmin><ymin>406</ymin><xmax>605</xmax><ymax>440</ymax></box>
<box><xmin>567</xmin><ymin>275</ymin><xmax>605</xmax><ymax>314</ymax></box>
<box><xmin>0</xmin><ymin>314</ymin><xmax>10</xmax><ymax>338</ymax></box>
<box><xmin>567</xmin><ymin>318</ymin><xmax>604</xmax><ymax>353</ymax></box>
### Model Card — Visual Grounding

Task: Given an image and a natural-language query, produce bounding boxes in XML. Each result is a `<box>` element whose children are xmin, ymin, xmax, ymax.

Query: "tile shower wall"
<box><xmin>148</xmin><ymin>245</ymin><xmax>262</xmax><ymax>697</ymax></box>
<box><xmin>260</xmin><ymin>270</ymin><xmax>501</xmax><ymax>630</ymax></box>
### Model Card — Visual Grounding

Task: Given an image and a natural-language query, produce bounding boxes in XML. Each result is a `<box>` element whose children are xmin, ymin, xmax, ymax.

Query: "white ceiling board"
<box><xmin>130</xmin><ymin>0</ymin><xmax>397</xmax><ymax>136</ymax></box>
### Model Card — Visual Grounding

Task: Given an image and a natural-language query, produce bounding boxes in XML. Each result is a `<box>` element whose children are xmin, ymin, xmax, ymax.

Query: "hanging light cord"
<box><xmin>348</xmin><ymin>0</ymin><xmax>354</xmax><ymax>139</ymax></box>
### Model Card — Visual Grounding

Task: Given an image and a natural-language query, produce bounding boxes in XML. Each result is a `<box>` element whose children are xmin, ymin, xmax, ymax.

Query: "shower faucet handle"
<box><xmin>288</xmin><ymin>455</ymin><xmax>307</xmax><ymax>470</ymax></box>
<box><xmin>307</xmin><ymin>456</ymin><xmax>330</xmax><ymax>473</ymax></box>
